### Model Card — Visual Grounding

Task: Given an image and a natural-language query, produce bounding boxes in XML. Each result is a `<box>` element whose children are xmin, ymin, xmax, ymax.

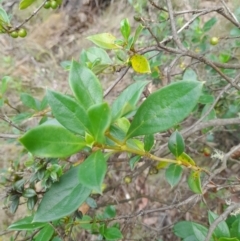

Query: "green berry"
<box><xmin>50</xmin><ymin>0</ymin><xmax>58</xmax><ymax>9</ymax></box>
<box><xmin>10</xmin><ymin>31</ymin><xmax>18</xmax><ymax>38</ymax></box>
<box><xmin>124</xmin><ymin>176</ymin><xmax>132</xmax><ymax>184</ymax></box>
<box><xmin>210</xmin><ymin>37</ymin><xmax>219</xmax><ymax>46</ymax></box>
<box><xmin>18</xmin><ymin>28</ymin><xmax>27</xmax><ymax>38</ymax></box>
<box><xmin>44</xmin><ymin>1</ymin><xmax>51</xmax><ymax>9</ymax></box>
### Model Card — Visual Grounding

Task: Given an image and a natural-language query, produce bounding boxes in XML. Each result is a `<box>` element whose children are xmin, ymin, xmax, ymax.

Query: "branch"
<box><xmin>0</xmin><ymin>133</ymin><xmax>20</xmax><ymax>139</ymax></box>
<box><xmin>165</xmin><ymin>0</ymin><xmax>185</xmax><ymax>50</ymax></box>
<box><xmin>104</xmin><ymin>67</ymin><xmax>130</xmax><ymax>97</ymax></box>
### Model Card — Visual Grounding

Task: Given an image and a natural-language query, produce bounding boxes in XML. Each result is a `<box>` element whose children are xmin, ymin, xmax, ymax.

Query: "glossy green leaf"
<box><xmin>115</xmin><ymin>117</ymin><xmax>130</xmax><ymax>133</ymax></box>
<box><xmin>19</xmin><ymin>0</ymin><xmax>36</xmax><ymax>9</ymax></box>
<box><xmin>21</xmin><ymin>93</ymin><xmax>41</xmax><ymax>110</ymax></box>
<box><xmin>208</xmin><ymin>211</ymin><xmax>230</xmax><ymax>238</ymax></box>
<box><xmin>230</xmin><ymin>219</ymin><xmax>240</xmax><ymax>239</ymax></box>
<box><xmin>127</xmin><ymin>81</ymin><xmax>203</xmax><ymax>138</ymax></box>
<box><xmin>34</xmin><ymin>224</ymin><xmax>54</xmax><ymax>241</ymax></box>
<box><xmin>19</xmin><ymin>123</ymin><xmax>86</xmax><ymax>158</ymax></box>
<box><xmin>47</xmin><ymin>90</ymin><xmax>90</xmax><ymax>135</ymax></box>
<box><xmin>174</xmin><ymin>221</ymin><xmax>212</xmax><ymax>241</ymax></box>
<box><xmin>130</xmin><ymin>54</ymin><xmax>151</xmax><ymax>74</ymax></box>
<box><xmin>78</xmin><ymin>150</ymin><xmax>107</xmax><ymax>193</ymax></box>
<box><xmin>203</xmin><ymin>17</ymin><xmax>217</xmax><ymax>32</ymax></box>
<box><xmin>177</xmin><ymin>152</ymin><xmax>196</xmax><ymax>166</ymax></box>
<box><xmin>120</xmin><ymin>18</ymin><xmax>131</xmax><ymax>40</ymax></box>
<box><xmin>8</xmin><ymin>216</ymin><xmax>45</xmax><ymax>230</ymax></box>
<box><xmin>165</xmin><ymin>164</ymin><xmax>183</xmax><ymax>188</ymax></box>
<box><xmin>126</xmin><ymin>138</ymin><xmax>145</xmax><ymax>152</ymax></box>
<box><xmin>187</xmin><ymin>171</ymin><xmax>202</xmax><ymax>194</ymax></box>
<box><xmin>144</xmin><ymin>134</ymin><xmax>154</xmax><ymax>151</ymax></box>
<box><xmin>129</xmin><ymin>155</ymin><xmax>141</xmax><ymax>170</ymax></box>
<box><xmin>69</xmin><ymin>61</ymin><xmax>103</xmax><ymax>110</ymax></box>
<box><xmin>34</xmin><ymin>166</ymin><xmax>91</xmax><ymax>222</ymax></box>
<box><xmin>103</xmin><ymin>227</ymin><xmax>123</xmax><ymax>240</ymax></box>
<box><xmin>168</xmin><ymin>131</ymin><xmax>185</xmax><ymax>157</ymax></box>
<box><xmin>103</xmin><ymin>205</ymin><xmax>116</xmax><ymax>218</ymax></box>
<box><xmin>22</xmin><ymin>188</ymin><xmax>36</xmax><ymax>198</ymax></box>
<box><xmin>88</xmin><ymin>102</ymin><xmax>111</xmax><ymax>144</ymax></box>
<box><xmin>79</xmin><ymin>215</ymin><xmax>92</xmax><ymax>230</ymax></box>
<box><xmin>85</xmin><ymin>47</ymin><xmax>112</xmax><ymax>65</ymax></box>
<box><xmin>87</xmin><ymin>33</ymin><xmax>122</xmax><ymax>49</ymax></box>
<box><xmin>111</xmin><ymin>81</ymin><xmax>148</xmax><ymax>122</ymax></box>
<box><xmin>27</xmin><ymin>196</ymin><xmax>37</xmax><ymax>210</ymax></box>
<box><xmin>132</xmin><ymin>24</ymin><xmax>144</xmax><ymax>47</ymax></box>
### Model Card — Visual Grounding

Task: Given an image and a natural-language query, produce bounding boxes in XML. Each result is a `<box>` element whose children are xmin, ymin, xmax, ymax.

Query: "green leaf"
<box><xmin>130</xmin><ymin>54</ymin><xmax>151</xmax><ymax>74</ymax></box>
<box><xmin>79</xmin><ymin>215</ymin><xmax>92</xmax><ymax>230</ymax></box>
<box><xmin>19</xmin><ymin>0</ymin><xmax>36</xmax><ymax>9</ymax></box>
<box><xmin>0</xmin><ymin>5</ymin><xmax>10</xmax><ymax>23</ymax></box>
<box><xmin>208</xmin><ymin>211</ymin><xmax>230</xmax><ymax>238</ymax></box>
<box><xmin>187</xmin><ymin>171</ymin><xmax>202</xmax><ymax>194</ymax></box>
<box><xmin>129</xmin><ymin>155</ymin><xmax>141</xmax><ymax>170</ymax></box>
<box><xmin>132</xmin><ymin>24</ymin><xmax>144</xmax><ymax>47</ymax></box>
<box><xmin>34</xmin><ymin>224</ymin><xmax>54</xmax><ymax>241</ymax></box>
<box><xmin>8</xmin><ymin>216</ymin><xmax>45</xmax><ymax>230</ymax></box>
<box><xmin>34</xmin><ymin>166</ymin><xmax>91</xmax><ymax>222</ymax></box>
<box><xmin>103</xmin><ymin>227</ymin><xmax>123</xmax><ymax>240</ymax></box>
<box><xmin>87</xmin><ymin>33</ymin><xmax>122</xmax><ymax>49</ymax></box>
<box><xmin>88</xmin><ymin>102</ymin><xmax>111</xmax><ymax>144</ymax></box>
<box><xmin>199</xmin><ymin>94</ymin><xmax>214</xmax><ymax>104</ymax></box>
<box><xmin>203</xmin><ymin>17</ymin><xmax>217</xmax><ymax>32</ymax></box>
<box><xmin>165</xmin><ymin>164</ymin><xmax>183</xmax><ymax>188</ymax></box>
<box><xmin>22</xmin><ymin>188</ymin><xmax>36</xmax><ymax>198</ymax></box>
<box><xmin>177</xmin><ymin>152</ymin><xmax>196</xmax><ymax>166</ymax></box>
<box><xmin>1</xmin><ymin>76</ymin><xmax>11</xmax><ymax>95</ymax></box>
<box><xmin>120</xmin><ymin>18</ymin><xmax>131</xmax><ymax>40</ymax></box>
<box><xmin>127</xmin><ymin>81</ymin><xmax>203</xmax><ymax>138</ymax></box>
<box><xmin>69</xmin><ymin>61</ymin><xmax>103</xmax><ymax>110</ymax></box>
<box><xmin>219</xmin><ymin>238</ymin><xmax>240</xmax><ymax>241</ymax></box>
<box><xmin>103</xmin><ymin>205</ymin><xmax>116</xmax><ymax>218</ymax></box>
<box><xmin>78</xmin><ymin>150</ymin><xmax>107</xmax><ymax>194</ymax></box>
<box><xmin>219</xmin><ymin>53</ymin><xmax>231</xmax><ymax>63</ymax></box>
<box><xmin>19</xmin><ymin>123</ymin><xmax>86</xmax><ymax>158</ymax></box>
<box><xmin>47</xmin><ymin>90</ymin><xmax>90</xmax><ymax>135</ymax></box>
<box><xmin>230</xmin><ymin>219</ymin><xmax>240</xmax><ymax>239</ymax></box>
<box><xmin>174</xmin><ymin>221</ymin><xmax>212</xmax><ymax>241</ymax></box>
<box><xmin>183</xmin><ymin>69</ymin><xmax>198</xmax><ymax>81</ymax></box>
<box><xmin>111</xmin><ymin>81</ymin><xmax>148</xmax><ymax>121</ymax></box>
<box><xmin>144</xmin><ymin>134</ymin><xmax>154</xmax><ymax>151</ymax></box>
<box><xmin>126</xmin><ymin>138</ymin><xmax>145</xmax><ymax>152</ymax></box>
<box><xmin>168</xmin><ymin>131</ymin><xmax>185</xmax><ymax>157</ymax></box>
<box><xmin>21</xmin><ymin>93</ymin><xmax>41</xmax><ymax>111</ymax></box>
<box><xmin>85</xmin><ymin>46</ymin><xmax>112</xmax><ymax>65</ymax></box>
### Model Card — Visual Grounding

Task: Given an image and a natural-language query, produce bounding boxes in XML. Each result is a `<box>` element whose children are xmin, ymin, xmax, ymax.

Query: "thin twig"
<box><xmin>165</xmin><ymin>0</ymin><xmax>185</xmax><ymax>50</ymax></box>
<box><xmin>0</xmin><ymin>133</ymin><xmax>20</xmax><ymax>139</ymax></box>
<box><xmin>103</xmin><ymin>67</ymin><xmax>129</xmax><ymax>97</ymax></box>
<box><xmin>13</xmin><ymin>0</ymin><xmax>49</xmax><ymax>30</ymax></box>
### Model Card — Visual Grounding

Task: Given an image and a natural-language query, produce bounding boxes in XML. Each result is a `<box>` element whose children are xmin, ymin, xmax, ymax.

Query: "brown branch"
<box><xmin>104</xmin><ymin>67</ymin><xmax>130</xmax><ymax>97</ymax></box>
<box><xmin>165</xmin><ymin>0</ymin><xmax>185</xmax><ymax>50</ymax></box>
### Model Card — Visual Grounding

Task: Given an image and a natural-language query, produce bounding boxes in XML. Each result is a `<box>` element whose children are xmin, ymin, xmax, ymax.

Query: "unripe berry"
<box><xmin>210</xmin><ymin>37</ymin><xmax>219</xmax><ymax>46</ymax></box>
<box><xmin>44</xmin><ymin>1</ymin><xmax>51</xmax><ymax>9</ymax></box>
<box><xmin>50</xmin><ymin>0</ymin><xmax>58</xmax><ymax>9</ymax></box>
<box><xmin>10</xmin><ymin>31</ymin><xmax>18</xmax><ymax>38</ymax></box>
<box><xmin>18</xmin><ymin>28</ymin><xmax>27</xmax><ymax>38</ymax></box>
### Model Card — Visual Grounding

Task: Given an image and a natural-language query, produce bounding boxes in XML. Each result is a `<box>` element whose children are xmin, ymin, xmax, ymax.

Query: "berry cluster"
<box><xmin>10</xmin><ymin>28</ymin><xmax>27</xmax><ymax>38</ymax></box>
<box><xmin>44</xmin><ymin>0</ymin><xmax>59</xmax><ymax>9</ymax></box>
